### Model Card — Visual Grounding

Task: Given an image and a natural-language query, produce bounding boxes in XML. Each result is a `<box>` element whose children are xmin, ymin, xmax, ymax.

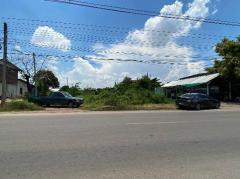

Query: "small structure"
<box><xmin>0</xmin><ymin>60</ymin><xmax>29</xmax><ymax>98</ymax></box>
<box><xmin>162</xmin><ymin>73</ymin><xmax>220</xmax><ymax>99</ymax></box>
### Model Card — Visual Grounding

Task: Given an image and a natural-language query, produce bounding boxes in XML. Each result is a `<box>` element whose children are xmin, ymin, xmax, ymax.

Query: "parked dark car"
<box><xmin>29</xmin><ymin>92</ymin><xmax>84</xmax><ymax>108</ymax></box>
<box><xmin>176</xmin><ymin>93</ymin><xmax>220</xmax><ymax>110</ymax></box>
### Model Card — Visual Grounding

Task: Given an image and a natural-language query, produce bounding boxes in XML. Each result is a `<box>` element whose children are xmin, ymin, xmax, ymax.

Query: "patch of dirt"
<box><xmin>218</xmin><ymin>102</ymin><xmax>240</xmax><ymax>111</ymax></box>
<box><xmin>45</xmin><ymin>107</ymin><xmax>86</xmax><ymax>113</ymax></box>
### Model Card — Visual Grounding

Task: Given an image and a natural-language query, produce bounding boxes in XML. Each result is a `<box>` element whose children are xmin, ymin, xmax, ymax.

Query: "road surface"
<box><xmin>0</xmin><ymin>110</ymin><xmax>240</xmax><ymax>179</ymax></box>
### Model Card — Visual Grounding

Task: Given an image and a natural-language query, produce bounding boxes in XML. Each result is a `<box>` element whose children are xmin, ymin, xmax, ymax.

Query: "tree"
<box><xmin>208</xmin><ymin>37</ymin><xmax>240</xmax><ymax>100</ymax></box>
<box><xmin>115</xmin><ymin>75</ymin><xmax>161</xmax><ymax>92</ymax></box>
<box><xmin>35</xmin><ymin>70</ymin><xmax>59</xmax><ymax>96</ymax></box>
<box><xmin>137</xmin><ymin>75</ymin><xmax>161</xmax><ymax>91</ymax></box>
<box><xmin>13</xmin><ymin>51</ymin><xmax>46</xmax><ymax>94</ymax></box>
<box><xmin>60</xmin><ymin>83</ymin><xmax>82</xmax><ymax>97</ymax></box>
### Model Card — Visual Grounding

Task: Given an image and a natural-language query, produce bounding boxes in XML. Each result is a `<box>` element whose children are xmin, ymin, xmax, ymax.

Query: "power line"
<box><xmin>7</xmin><ymin>31</ymin><xmax>215</xmax><ymax>50</ymax></box>
<box><xmin>7</xmin><ymin>51</ymin><xmax>214</xmax><ymax>67</ymax></box>
<box><xmin>2</xmin><ymin>17</ymin><xmax>238</xmax><ymax>39</ymax></box>
<box><xmin>44</xmin><ymin>0</ymin><xmax>240</xmax><ymax>27</ymax></box>
<box><xmin>7</xmin><ymin>39</ymin><xmax>216</xmax><ymax>58</ymax></box>
<box><xmin>8</xmin><ymin>37</ymin><xmax>215</xmax><ymax>53</ymax></box>
<box><xmin>5</xmin><ymin>25</ymin><xmax>225</xmax><ymax>42</ymax></box>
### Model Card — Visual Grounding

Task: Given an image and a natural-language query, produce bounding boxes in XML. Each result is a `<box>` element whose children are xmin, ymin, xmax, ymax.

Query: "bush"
<box><xmin>0</xmin><ymin>100</ymin><xmax>43</xmax><ymax>112</ymax></box>
<box><xmin>60</xmin><ymin>75</ymin><xmax>173</xmax><ymax>110</ymax></box>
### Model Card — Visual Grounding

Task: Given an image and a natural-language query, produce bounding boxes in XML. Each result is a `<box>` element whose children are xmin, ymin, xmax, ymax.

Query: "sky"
<box><xmin>1</xmin><ymin>0</ymin><xmax>240</xmax><ymax>88</ymax></box>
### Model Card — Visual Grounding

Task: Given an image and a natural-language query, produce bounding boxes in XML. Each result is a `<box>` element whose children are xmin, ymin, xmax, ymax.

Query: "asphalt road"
<box><xmin>1</xmin><ymin>110</ymin><xmax>240</xmax><ymax>179</ymax></box>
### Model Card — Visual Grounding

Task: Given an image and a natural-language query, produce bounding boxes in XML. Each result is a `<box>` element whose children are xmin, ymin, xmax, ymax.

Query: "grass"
<box><xmin>79</xmin><ymin>88</ymin><xmax>176</xmax><ymax>111</ymax></box>
<box><xmin>0</xmin><ymin>100</ymin><xmax>44</xmax><ymax>112</ymax></box>
<box><xmin>59</xmin><ymin>75</ymin><xmax>176</xmax><ymax>111</ymax></box>
<box><xmin>82</xmin><ymin>102</ymin><xmax>176</xmax><ymax>111</ymax></box>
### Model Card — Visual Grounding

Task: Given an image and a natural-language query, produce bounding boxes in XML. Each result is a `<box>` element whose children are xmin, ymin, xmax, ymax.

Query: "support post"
<box><xmin>229</xmin><ymin>81</ymin><xmax>232</xmax><ymax>101</ymax></box>
<box><xmin>206</xmin><ymin>83</ymin><xmax>210</xmax><ymax>96</ymax></box>
<box><xmin>1</xmin><ymin>23</ymin><xmax>7</xmax><ymax>106</ymax></box>
<box><xmin>33</xmin><ymin>53</ymin><xmax>37</xmax><ymax>97</ymax></box>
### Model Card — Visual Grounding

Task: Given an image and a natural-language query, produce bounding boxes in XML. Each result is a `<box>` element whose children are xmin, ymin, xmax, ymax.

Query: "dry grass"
<box><xmin>82</xmin><ymin>103</ymin><xmax>176</xmax><ymax>111</ymax></box>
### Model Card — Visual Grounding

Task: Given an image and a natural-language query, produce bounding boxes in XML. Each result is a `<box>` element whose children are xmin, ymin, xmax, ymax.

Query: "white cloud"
<box><xmin>31</xmin><ymin>26</ymin><xmax>71</xmax><ymax>52</ymax></box>
<box><xmin>46</xmin><ymin>56</ymin><xmax>60</xmax><ymax>73</ymax></box>
<box><xmin>211</xmin><ymin>5</ymin><xmax>218</xmax><ymax>15</ymax></box>
<box><xmin>14</xmin><ymin>45</ymin><xmax>21</xmax><ymax>51</ymax></box>
<box><xmin>55</xmin><ymin>0</ymin><xmax>214</xmax><ymax>88</ymax></box>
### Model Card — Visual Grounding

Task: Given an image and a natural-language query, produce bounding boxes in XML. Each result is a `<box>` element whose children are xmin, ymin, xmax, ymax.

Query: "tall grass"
<box><xmin>60</xmin><ymin>75</ymin><xmax>174</xmax><ymax>110</ymax></box>
<box><xmin>0</xmin><ymin>100</ymin><xmax>43</xmax><ymax>112</ymax></box>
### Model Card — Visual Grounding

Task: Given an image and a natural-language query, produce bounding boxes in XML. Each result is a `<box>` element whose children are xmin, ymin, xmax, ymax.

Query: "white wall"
<box><xmin>0</xmin><ymin>81</ymin><xmax>28</xmax><ymax>98</ymax></box>
<box><xmin>17</xmin><ymin>80</ymin><xmax>28</xmax><ymax>97</ymax></box>
<box><xmin>0</xmin><ymin>83</ymin><xmax>17</xmax><ymax>98</ymax></box>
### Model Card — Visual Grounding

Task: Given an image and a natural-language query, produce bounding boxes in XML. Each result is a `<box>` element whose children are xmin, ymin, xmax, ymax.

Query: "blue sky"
<box><xmin>1</xmin><ymin>0</ymin><xmax>240</xmax><ymax>87</ymax></box>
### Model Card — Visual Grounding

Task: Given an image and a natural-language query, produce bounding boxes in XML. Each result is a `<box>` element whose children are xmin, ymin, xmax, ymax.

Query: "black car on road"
<box><xmin>29</xmin><ymin>92</ymin><xmax>84</xmax><ymax>108</ymax></box>
<box><xmin>176</xmin><ymin>93</ymin><xmax>220</xmax><ymax>110</ymax></box>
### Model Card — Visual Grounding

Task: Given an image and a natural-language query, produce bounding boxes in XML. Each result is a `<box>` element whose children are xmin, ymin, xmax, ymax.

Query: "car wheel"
<box><xmin>215</xmin><ymin>103</ymin><xmax>220</xmax><ymax>109</ymax></box>
<box><xmin>68</xmin><ymin>102</ymin><xmax>74</xmax><ymax>108</ymax></box>
<box><xmin>177</xmin><ymin>105</ymin><xmax>182</xmax><ymax>109</ymax></box>
<box><xmin>196</xmin><ymin>104</ymin><xmax>201</xmax><ymax>110</ymax></box>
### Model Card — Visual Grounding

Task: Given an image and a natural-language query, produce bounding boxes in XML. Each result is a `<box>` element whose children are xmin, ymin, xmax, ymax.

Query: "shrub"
<box><xmin>0</xmin><ymin>101</ymin><xmax>43</xmax><ymax>112</ymax></box>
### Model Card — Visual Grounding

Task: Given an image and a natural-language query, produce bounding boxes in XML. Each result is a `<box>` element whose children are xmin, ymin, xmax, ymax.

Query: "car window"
<box><xmin>52</xmin><ymin>92</ymin><xmax>64</xmax><ymax>98</ymax></box>
<box><xmin>181</xmin><ymin>94</ymin><xmax>197</xmax><ymax>98</ymax></box>
<box><xmin>198</xmin><ymin>94</ymin><xmax>209</xmax><ymax>99</ymax></box>
<box><xmin>62</xmin><ymin>92</ymin><xmax>72</xmax><ymax>98</ymax></box>
<box><xmin>181</xmin><ymin>94</ymin><xmax>191</xmax><ymax>98</ymax></box>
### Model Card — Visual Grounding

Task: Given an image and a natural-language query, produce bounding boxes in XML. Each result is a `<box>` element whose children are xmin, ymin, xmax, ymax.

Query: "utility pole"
<box><xmin>33</xmin><ymin>53</ymin><xmax>37</xmax><ymax>97</ymax></box>
<box><xmin>1</xmin><ymin>23</ymin><xmax>7</xmax><ymax>106</ymax></box>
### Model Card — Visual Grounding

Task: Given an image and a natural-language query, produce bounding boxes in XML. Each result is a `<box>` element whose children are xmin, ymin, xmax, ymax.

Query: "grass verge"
<box><xmin>82</xmin><ymin>103</ymin><xmax>176</xmax><ymax>111</ymax></box>
<box><xmin>0</xmin><ymin>100</ymin><xmax>44</xmax><ymax>112</ymax></box>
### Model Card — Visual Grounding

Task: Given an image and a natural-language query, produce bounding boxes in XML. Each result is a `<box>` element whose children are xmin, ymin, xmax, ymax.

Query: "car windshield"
<box><xmin>62</xmin><ymin>92</ymin><xmax>73</xmax><ymax>97</ymax></box>
<box><xmin>181</xmin><ymin>94</ymin><xmax>198</xmax><ymax>98</ymax></box>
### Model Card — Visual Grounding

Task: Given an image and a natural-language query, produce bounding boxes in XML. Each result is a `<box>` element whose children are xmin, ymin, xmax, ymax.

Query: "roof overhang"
<box><xmin>0</xmin><ymin>59</ymin><xmax>22</xmax><ymax>71</ymax></box>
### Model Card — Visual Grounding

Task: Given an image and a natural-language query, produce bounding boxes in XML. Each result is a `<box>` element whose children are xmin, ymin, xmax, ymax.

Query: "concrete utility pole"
<box><xmin>33</xmin><ymin>53</ymin><xmax>37</xmax><ymax>97</ymax></box>
<box><xmin>1</xmin><ymin>23</ymin><xmax>7</xmax><ymax>106</ymax></box>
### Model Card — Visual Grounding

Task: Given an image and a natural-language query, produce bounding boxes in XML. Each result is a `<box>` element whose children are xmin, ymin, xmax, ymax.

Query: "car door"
<box><xmin>51</xmin><ymin>92</ymin><xmax>65</xmax><ymax>106</ymax></box>
<box><xmin>208</xmin><ymin>96</ymin><xmax>217</xmax><ymax>108</ymax></box>
<box><xmin>198</xmin><ymin>94</ymin><xmax>210</xmax><ymax>109</ymax></box>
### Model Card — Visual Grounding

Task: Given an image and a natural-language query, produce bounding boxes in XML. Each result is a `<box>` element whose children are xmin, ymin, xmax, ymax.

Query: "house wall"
<box><xmin>17</xmin><ymin>80</ymin><xmax>28</xmax><ymax>97</ymax></box>
<box><xmin>0</xmin><ymin>83</ymin><xmax>17</xmax><ymax>98</ymax></box>
<box><xmin>0</xmin><ymin>81</ymin><xmax>28</xmax><ymax>98</ymax></box>
<box><xmin>0</xmin><ymin>66</ymin><xmax>18</xmax><ymax>84</ymax></box>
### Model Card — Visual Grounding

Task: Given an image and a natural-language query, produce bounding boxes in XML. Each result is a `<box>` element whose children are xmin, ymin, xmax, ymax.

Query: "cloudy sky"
<box><xmin>1</xmin><ymin>0</ymin><xmax>240</xmax><ymax>88</ymax></box>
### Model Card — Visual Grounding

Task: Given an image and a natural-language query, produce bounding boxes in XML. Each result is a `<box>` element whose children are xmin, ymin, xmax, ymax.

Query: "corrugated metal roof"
<box><xmin>162</xmin><ymin>73</ymin><xmax>219</xmax><ymax>88</ymax></box>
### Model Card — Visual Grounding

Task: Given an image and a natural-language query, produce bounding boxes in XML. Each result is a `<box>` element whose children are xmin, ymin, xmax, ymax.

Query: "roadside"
<box><xmin>81</xmin><ymin>103</ymin><xmax>176</xmax><ymax>111</ymax></box>
<box><xmin>0</xmin><ymin>100</ymin><xmax>44</xmax><ymax>112</ymax></box>
<box><xmin>220</xmin><ymin>102</ymin><xmax>240</xmax><ymax>111</ymax></box>
<box><xmin>0</xmin><ymin>99</ymin><xmax>239</xmax><ymax>114</ymax></box>
<box><xmin>45</xmin><ymin>102</ymin><xmax>239</xmax><ymax>113</ymax></box>
<box><xmin>0</xmin><ymin>102</ymin><xmax>239</xmax><ymax>116</ymax></box>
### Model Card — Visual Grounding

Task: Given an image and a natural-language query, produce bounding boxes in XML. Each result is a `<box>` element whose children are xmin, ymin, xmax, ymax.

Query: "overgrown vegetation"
<box><xmin>60</xmin><ymin>75</ymin><xmax>175</xmax><ymax>110</ymax></box>
<box><xmin>35</xmin><ymin>70</ymin><xmax>60</xmax><ymax>96</ymax></box>
<box><xmin>0</xmin><ymin>100</ymin><xmax>43</xmax><ymax>112</ymax></box>
<box><xmin>208</xmin><ymin>37</ymin><xmax>240</xmax><ymax>100</ymax></box>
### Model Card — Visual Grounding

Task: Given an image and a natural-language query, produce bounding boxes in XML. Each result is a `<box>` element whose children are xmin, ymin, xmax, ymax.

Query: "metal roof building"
<box><xmin>162</xmin><ymin>73</ymin><xmax>220</xmax><ymax>88</ymax></box>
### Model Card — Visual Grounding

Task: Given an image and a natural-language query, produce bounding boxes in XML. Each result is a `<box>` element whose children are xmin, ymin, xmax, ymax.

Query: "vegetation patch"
<box><xmin>0</xmin><ymin>100</ymin><xmax>43</xmax><ymax>112</ymax></box>
<box><xmin>60</xmin><ymin>75</ymin><xmax>176</xmax><ymax>111</ymax></box>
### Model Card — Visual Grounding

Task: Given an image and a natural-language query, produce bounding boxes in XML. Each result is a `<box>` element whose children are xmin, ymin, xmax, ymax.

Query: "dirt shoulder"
<box><xmin>0</xmin><ymin>102</ymin><xmax>239</xmax><ymax>116</ymax></box>
<box><xmin>219</xmin><ymin>102</ymin><xmax>240</xmax><ymax>111</ymax></box>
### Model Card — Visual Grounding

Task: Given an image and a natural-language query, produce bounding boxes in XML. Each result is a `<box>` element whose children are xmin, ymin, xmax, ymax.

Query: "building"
<box><xmin>162</xmin><ymin>73</ymin><xmax>220</xmax><ymax>99</ymax></box>
<box><xmin>0</xmin><ymin>60</ymin><xmax>29</xmax><ymax>98</ymax></box>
